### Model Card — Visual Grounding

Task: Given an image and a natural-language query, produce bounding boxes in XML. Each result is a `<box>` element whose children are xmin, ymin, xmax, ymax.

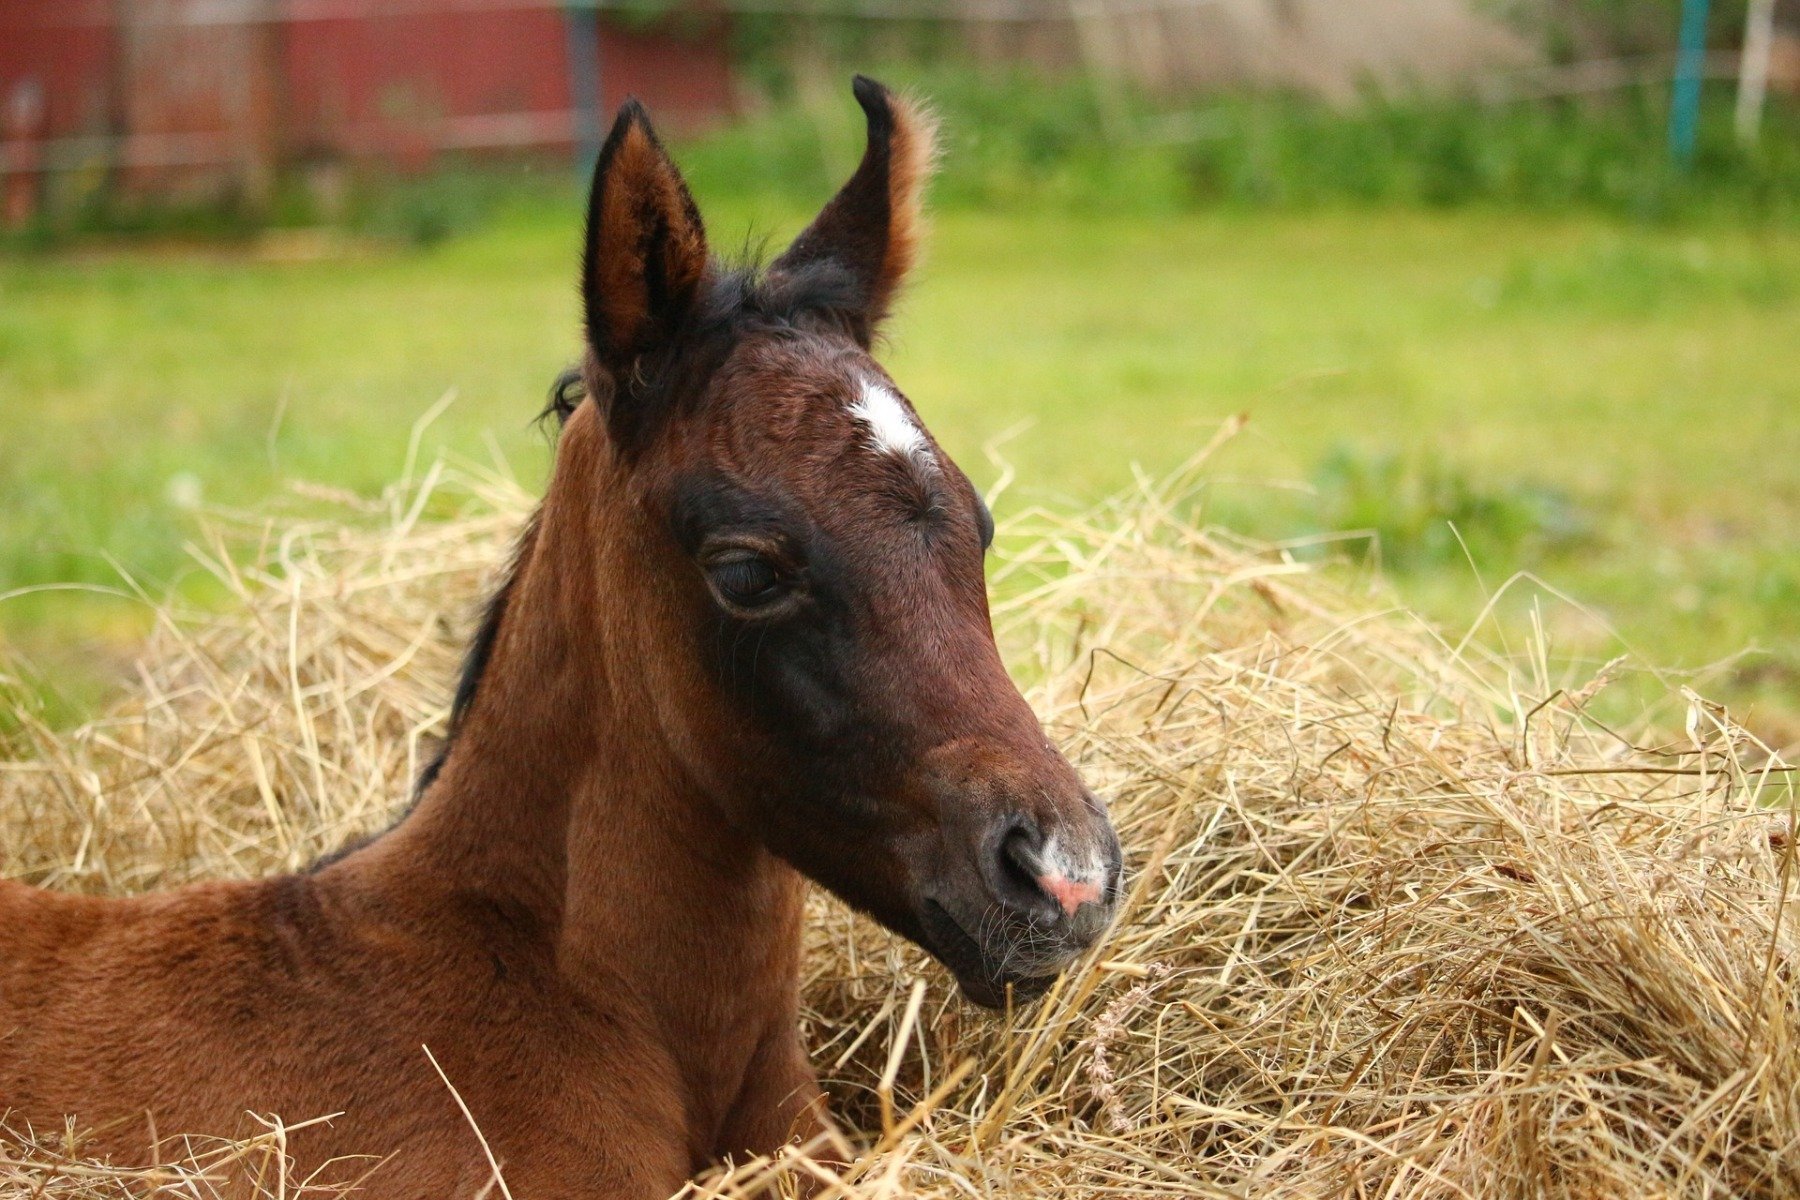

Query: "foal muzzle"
<box><xmin>920</xmin><ymin>806</ymin><xmax>1123</xmax><ymax>1008</ymax></box>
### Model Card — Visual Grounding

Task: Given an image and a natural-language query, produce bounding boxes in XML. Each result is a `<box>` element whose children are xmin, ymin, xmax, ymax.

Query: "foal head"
<box><xmin>553</xmin><ymin>78</ymin><xmax>1121</xmax><ymax>1007</ymax></box>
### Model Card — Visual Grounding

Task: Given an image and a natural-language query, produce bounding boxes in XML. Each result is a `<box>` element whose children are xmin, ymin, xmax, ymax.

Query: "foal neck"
<box><xmin>342</xmin><ymin>409</ymin><xmax>806</xmax><ymax>1127</ymax></box>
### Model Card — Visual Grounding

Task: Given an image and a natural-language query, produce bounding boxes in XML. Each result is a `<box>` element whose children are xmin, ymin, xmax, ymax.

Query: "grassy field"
<box><xmin>3</xmin><ymin>195</ymin><xmax>1797</xmax><ymax>736</ymax></box>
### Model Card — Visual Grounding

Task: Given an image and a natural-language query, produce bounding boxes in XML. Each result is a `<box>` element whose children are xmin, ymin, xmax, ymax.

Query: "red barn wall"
<box><xmin>0</xmin><ymin>0</ymin><xmax>736</xmax><ymax>215</ymax></box>
<box><xmin>0</xmin><ymin>2</ymin><xmax>115</xmax><ymax>141</ymax></box>
<box><xmin>593</xmin><ymin>21</ymin><xmax>736</xmax><ymax>122</ymax></box>
<box><xmin>285</xmin><ymin>9</ymin><xmax>577</xmax><ymax>165</ymax></box>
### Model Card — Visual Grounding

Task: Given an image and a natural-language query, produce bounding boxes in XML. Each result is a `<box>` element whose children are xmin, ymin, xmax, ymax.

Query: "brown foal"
<box><xmin>0</xmin><ymin>78</ymin><xmax>1122</xmax><ymax>1198</ymax></box>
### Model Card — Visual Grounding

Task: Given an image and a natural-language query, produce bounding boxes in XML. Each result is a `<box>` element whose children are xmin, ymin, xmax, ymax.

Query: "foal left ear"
<box><xmin>771</xmin><ymin>76</ymin><xmax>937</xmax><ymax>346</ymax></box>
<box><xmin>581</xmin><ymin>99</ymin><xmax>709</xmax><ymax>393</ymax></box>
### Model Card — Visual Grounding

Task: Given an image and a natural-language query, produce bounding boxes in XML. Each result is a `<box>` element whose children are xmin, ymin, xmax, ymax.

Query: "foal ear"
<box><xmin>771</xmin><ymin>76</ymin><xmax>937</xmax><ymax>346</ymax></box>
<box><xmin>581</xmin><ymin>100</ymin><xmax>708</xmax><ymax>388</ymax></box>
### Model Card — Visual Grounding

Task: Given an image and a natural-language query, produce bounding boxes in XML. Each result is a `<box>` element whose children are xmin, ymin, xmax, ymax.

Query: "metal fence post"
<box><xmin>1670</xmin><ymin>0</ymin><xmax>1712</xmax><ymax>166</ymax></box>
<box><xmin>565</xmin><ymin>1</ymin><xmax>604</xmax><ymax>179</ymax></box>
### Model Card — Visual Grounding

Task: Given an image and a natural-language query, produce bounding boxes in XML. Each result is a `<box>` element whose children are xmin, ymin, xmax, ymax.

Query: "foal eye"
<box><xmin>975</xmin><ymin>498</ymin><xmax>996</xmax><ymax>551</ymax></box>
<box><xmin>707</xmin><ymin>554</ymin><xmax>784</xmax><ymax>610</ymax></box>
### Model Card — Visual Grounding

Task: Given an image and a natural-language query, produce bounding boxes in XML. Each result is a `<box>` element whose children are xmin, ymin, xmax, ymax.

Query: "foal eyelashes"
<box><xmin>707</xmin><ymin>555</ymin><xmax>784</xmax><ymax>608</ymax></box>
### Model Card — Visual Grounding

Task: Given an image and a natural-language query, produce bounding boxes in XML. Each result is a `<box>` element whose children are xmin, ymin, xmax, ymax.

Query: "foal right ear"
<box><xmin>581</xmin><ymin>99</ymin><xmax>709</xmax><ymax>415</ymax></box>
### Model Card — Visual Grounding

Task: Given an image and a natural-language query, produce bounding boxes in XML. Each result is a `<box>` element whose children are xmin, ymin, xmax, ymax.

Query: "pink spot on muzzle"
<box><xmin>1037</xmin><ymin>873</ymin><xmax>1102</xmax><ymax>918</ymax></box>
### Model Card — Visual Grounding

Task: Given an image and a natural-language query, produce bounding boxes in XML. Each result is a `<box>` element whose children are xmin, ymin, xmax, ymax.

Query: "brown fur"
<box><xmin>0</xmin><ymin>79</ymin><xmax>1118</xmax><ymax>1199</ymax></box>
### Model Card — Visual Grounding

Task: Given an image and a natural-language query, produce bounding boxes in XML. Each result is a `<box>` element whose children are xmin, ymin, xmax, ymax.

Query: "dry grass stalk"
<box><xmin>3</xmin><ymin>451</ymin><xmax>1796</xmax><ymax>1199</ymax></box>
<box><xmin>1</xmin><ymin>1111</ymin><xmax>360</xmax><ymax>1198</ymax></box>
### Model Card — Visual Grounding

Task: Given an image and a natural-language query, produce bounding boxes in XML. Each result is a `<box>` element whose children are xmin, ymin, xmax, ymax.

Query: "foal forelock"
<box><xmin>538</xmin><ymin>258</ymin><xmax>871</xmax><ymax>437</ymax></box>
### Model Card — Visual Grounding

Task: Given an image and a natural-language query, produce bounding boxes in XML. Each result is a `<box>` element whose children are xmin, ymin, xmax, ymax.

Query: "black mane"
<box><xmin>412</xmin><ymin>508</ymin><xmax>541</xmax><ymax>796</ymax></box>
<box><xmin>306</xmin><ymin>515</ymin><xmax>537</xmax><ymax>872</ymax></box>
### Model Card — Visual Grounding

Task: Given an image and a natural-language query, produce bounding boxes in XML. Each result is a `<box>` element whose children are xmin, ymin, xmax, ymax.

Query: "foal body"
<box><xmin>1</xmin><ymin>418</ymin><xmax>816</xmax><ymax>1193</ymax></box>
<box><xmin>0</xmin><ymin>79</ymin><xmax>1121</xmax><ymax>1198</ymax></box>
<box><xmin>3</xmin><ymin>422</ymin><xmax>813</xmax><ymax>1194</ymax></box>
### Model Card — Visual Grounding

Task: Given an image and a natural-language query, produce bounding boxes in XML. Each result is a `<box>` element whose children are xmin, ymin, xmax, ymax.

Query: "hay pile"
<box><xmin>3</xmin><ymin>449</ymin><xmax>1796</xmax><ymax>1199</ymax></box>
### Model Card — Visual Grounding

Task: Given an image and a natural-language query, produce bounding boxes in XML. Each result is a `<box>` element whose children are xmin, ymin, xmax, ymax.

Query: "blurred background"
<box><xmin>1</xmin><ymin>0</ymin><xmax>1796</xmax><ymax>744</ymax></box>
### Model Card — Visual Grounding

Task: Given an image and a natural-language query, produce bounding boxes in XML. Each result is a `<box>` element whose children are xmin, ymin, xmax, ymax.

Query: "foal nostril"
<box><xmin>993</xmin><ymin>817</ymin><xmax>1053</xmax><ymax>913</ymax></box>
<box><xmin>991</xmin><ymin>814</ymin><xmax>1111</xmax><ymax>929</ymax></box>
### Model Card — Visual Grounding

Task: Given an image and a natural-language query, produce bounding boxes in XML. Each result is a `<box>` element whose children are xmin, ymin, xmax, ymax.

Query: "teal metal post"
<box><xmin>1670</xmin><ymin>0</ymin><xmax>1711</xmax><ymax>166</ymax></box>
<box><xmin>565</xmin><ymin>2</ymin><xmax>604</xmax><ymax>179</ymax></box>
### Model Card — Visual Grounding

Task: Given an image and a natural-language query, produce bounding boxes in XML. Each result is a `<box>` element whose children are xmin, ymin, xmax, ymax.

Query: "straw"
<box><xmin>4</xmin><ymin>449</ymin><xmax>1796</xmax><ymax>1199</ymax></box>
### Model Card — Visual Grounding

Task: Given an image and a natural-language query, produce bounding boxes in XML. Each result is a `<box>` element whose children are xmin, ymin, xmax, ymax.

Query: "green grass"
<box><xmin>667</xmin><ymin>66</ymin><xmax>1800</xmax><ymax>224</ymax></box>
<box><xmin>3</xmin><ymin>197</ymin><xmax>1797</xmax><ymax>736</ymax></box>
